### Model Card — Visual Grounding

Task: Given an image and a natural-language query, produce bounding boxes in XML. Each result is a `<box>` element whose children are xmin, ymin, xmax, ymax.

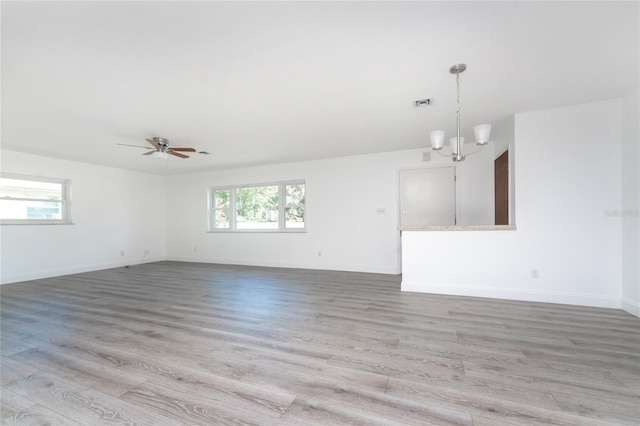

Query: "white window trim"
<box><xmin>208</xmin><ymin>180</ymin><xmax>306</xmax><ymax>233</ymax></box>
<box><xmin>1</xmin><ymin>172</ymin><xmax>72</xmax><ymax>225</ymax></box>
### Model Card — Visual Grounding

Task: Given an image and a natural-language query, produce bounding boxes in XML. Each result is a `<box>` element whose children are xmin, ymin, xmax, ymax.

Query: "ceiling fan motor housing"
<box><xmin>152</xmin><ymin>137</ymin><xmax>170</xmax><ymax>148</ymax></box>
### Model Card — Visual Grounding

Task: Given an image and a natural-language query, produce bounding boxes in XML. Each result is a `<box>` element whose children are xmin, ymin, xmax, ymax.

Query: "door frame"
<box><xmin>494</xmin><ymin>144</ymin><xmax>513</xmax><ymax>225</ymax></box>
<box><xmin>494</xmin><ymin>148</ymin><xmax>509</xmax><ymax>225</ymax></box>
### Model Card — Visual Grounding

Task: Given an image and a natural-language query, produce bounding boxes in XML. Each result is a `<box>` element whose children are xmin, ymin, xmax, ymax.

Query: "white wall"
<box><xmin>0</xmin><ymin>150</ymin><xmax>166</xmax><ymax>284</ymax></box>
<box><xmin>165</xmin><ymin>146</ymin><xmax>494</xmax><ymax>274</ymax></box>
<box><xmin>402</xmin><ymin>99</ymin><xmax>624</xmax><ymax>309</ymax></box>
<box><xmin>621</xmin><ymin>88</ymin><xmax>640</xmax><ymax>316</ymax></box>
<box><xmin>456</xmin><ymin>143</ymin><xmax>494</xmax><ymax>226</ymax></box>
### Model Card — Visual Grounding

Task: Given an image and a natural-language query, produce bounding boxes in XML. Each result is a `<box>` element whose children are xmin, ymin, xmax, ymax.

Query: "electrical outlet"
<box><xmin>318</xmin><ymin>251</ymin><xmax>322</xmax><ymax>257</ymax></box>
<box><xmin>376</xmin><ymin>208</ymin><xmax>386</xmax><ymax>215</ymax></box>
<box><xmin>194</xmin><ymin>246</ymin><xmax>198</xmax><ymax>252</ymax></box>
<box><xmin>120</xmin><ymin>250</ymin><xmax>125</xmax><ymax>256</ymax></box>
<box><xmin>531</xmin><ymin>269</ymin><xmax>539</xmax><ymax>279</ymax></box>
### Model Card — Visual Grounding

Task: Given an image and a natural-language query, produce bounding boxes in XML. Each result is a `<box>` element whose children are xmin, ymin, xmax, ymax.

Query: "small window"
<box><xmin>284</xmin><ymin>183</ymin><xmax>305</xmax><ymax>229</ymax></box>
<box><xmin>209</xmin><ymin>181</ymin><xmax>305</xmax><ymax>232</ymax></box>
<box><xmin>0</xmin><ymin>174</ymin><xmax>71</xmax><ymax>225</ymax></box>
<box><xmin>212</xmin><ymin>189</ymin><xmax>231</xmax><ymax>230</ymax></box>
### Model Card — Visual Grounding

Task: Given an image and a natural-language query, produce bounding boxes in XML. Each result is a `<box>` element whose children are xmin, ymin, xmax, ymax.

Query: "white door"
<box><xmin>399</xmin><ymin>167</ymin><xmax>456</xmax><ymax>226</ymax></box>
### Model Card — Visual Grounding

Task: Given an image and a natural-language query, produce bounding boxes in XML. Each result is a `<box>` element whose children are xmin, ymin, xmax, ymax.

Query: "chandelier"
<box><xmin>426</xmin><ymin>64</ymin><xmax>492</xmax><ymax>162</ymax></box>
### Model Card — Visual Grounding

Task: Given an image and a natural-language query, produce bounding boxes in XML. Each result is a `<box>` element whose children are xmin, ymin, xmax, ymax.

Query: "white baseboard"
<box><xmin>401</xmin><ymin>280</ymin><xmax>622</xmax><ymax>309</ymax></box>
<box><xmin>165</xmin><ymin>255</ymin><xmax>400</xmax><ymax>275</ymax></box>
<box><xmin>1</xmin><ymin>256</ymin><xmax>399</xmax><ymax>285</ymax></box>
<box><xmin>0</xmin><ymin>256</ymin><xmax>164</xmax><ymax>285</ymax></box>
<box><xmin>622</xmin><ymin>297</ymin><xmax>640</xmax><ymax>317</ymax></box>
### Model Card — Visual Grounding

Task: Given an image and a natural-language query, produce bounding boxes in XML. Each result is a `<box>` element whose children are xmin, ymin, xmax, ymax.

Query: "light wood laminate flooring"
<box><xmin>1</xmin><ymin>261</ymin><xmax>638</xmax><ymax>425</ymax></box>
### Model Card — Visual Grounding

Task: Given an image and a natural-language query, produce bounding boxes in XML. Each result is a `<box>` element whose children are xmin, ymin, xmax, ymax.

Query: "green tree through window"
<box><xmin>285</xmin><ymin>184</ymin><xmax>305</xmax><ymax>228</ymax></box>
<box><xmin>236</xmin><ymin>185</ymin><xmax>278</xmax><ymax>229</ymax></box>
<box><xmin>213</xmin><ymin>189</ymin><xmax>230</xmax><ymax>229</ymax></box>
<box><xmin>210</xmin><ymin>181</ymin><xmax>305</xmax><ymax>231</ymax></box>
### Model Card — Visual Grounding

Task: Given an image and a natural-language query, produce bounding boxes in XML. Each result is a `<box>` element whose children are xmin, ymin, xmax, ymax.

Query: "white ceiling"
<box><xmin>2</xmin><ymin>1</ymin><xmax>638</xmax><ymax>175</ymax></box>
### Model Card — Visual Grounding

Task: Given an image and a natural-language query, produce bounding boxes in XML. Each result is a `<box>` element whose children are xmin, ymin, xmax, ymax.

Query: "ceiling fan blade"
<box><xmin>170</xmin><ymin>147</ymin><xmax>196</xmax><ymax>152</ymax></box>
<box><xmin>142</xmin><ymin>151</ymin><xmax>155</xmax><ymax>156</ymax></box>
<box><xmin>145</xmin><ymin>138</ymin><xmax>161</xmax><ymax>148</ymax></box>
<box><xmin>117</xmin><ymin>143</ymin><xmax>152</xmax><ymax>149</ymax></box>
<box><xmin>168</xmin><ymin>151</ymin><xmax>189</xmax><ymax>159</ymax></box>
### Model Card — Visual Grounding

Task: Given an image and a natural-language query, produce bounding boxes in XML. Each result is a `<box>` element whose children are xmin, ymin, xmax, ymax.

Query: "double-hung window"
<box><xmin>209</xmin><ymin>181</ymin><xmax>305</xmax><ymax>232</ymax></box>
<box><xmin>0</xmin><ymin>173</ymin><xmax>71</xmax><ymax>225</ymax></box>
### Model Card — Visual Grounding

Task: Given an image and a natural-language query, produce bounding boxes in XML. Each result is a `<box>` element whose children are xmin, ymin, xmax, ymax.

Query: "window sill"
<box><xmin>207</xmin><ymin>229</ymin><xmax>307</xmax><ymax>234</ymax></box>
<box><xmin>1</xmin><ymin>221</ymin><xmax>74</xmax><ymax>226</ymax></box>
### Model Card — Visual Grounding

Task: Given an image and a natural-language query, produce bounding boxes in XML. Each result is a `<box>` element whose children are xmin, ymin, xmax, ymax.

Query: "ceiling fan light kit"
<box><xmin>425</xmin><ymin>64</ymin><xmax>492</xmax><ymax>162</ymax></box>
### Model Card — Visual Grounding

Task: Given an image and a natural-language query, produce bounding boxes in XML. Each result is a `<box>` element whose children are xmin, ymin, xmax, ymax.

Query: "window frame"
<box><xmin>208</xmin><ymin>180</ymin><xmax>306</xmax><ymax>233</ymax></box>
<box><xmin>0</xmin><ymin>173</ymin><xmax>72</xmax><ymax>225</ymax></box>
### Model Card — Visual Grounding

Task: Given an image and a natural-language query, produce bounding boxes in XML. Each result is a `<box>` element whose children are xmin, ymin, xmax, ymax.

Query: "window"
<box><xmin>284</xmin><ymin>183</ymin><xmax>305</xmax><ymax>229</ymax></box>
<box><xmin>209</xmin><ymin>181</ymin><xmax>305</xmax><ymax>232</ymax></box>
<box><xmin>212</xmin><ymin>189</ymin><xmax>231</xmax><ymax>230</ymax></box>
<box><xmin>0</xmin><ymin>174</ymin><xmax>71</xmax><ymax>225</ymax></box>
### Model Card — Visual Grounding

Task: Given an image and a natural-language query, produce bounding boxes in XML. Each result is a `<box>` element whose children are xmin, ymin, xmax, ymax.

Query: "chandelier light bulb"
<box><xmin>430</xmin><ymin>130</ymin><xmax>445</xmax><ymax>150</ymax></box>
<box><xmin>450</xmin><ymin>137</ymin><xmax>465</xmax><ymax>154</ymax></box>
<box><xmin>474</xmin><ymin>124</ymin><xmax>492</xmax><ymax>145</ymax></box>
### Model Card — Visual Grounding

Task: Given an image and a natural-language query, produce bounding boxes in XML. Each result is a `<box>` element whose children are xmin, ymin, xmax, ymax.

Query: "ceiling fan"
<box><xmin>117</xmin><ymin>137</ymin><xmax>196</xmax><ymax>159</ymax></box>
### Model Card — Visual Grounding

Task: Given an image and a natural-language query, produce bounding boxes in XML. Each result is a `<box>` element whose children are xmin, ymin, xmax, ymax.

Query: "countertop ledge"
<box><xmin>398</xmin><ymin>225</ymin><xmax>516</xmax><ymax>232</ymax></box>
